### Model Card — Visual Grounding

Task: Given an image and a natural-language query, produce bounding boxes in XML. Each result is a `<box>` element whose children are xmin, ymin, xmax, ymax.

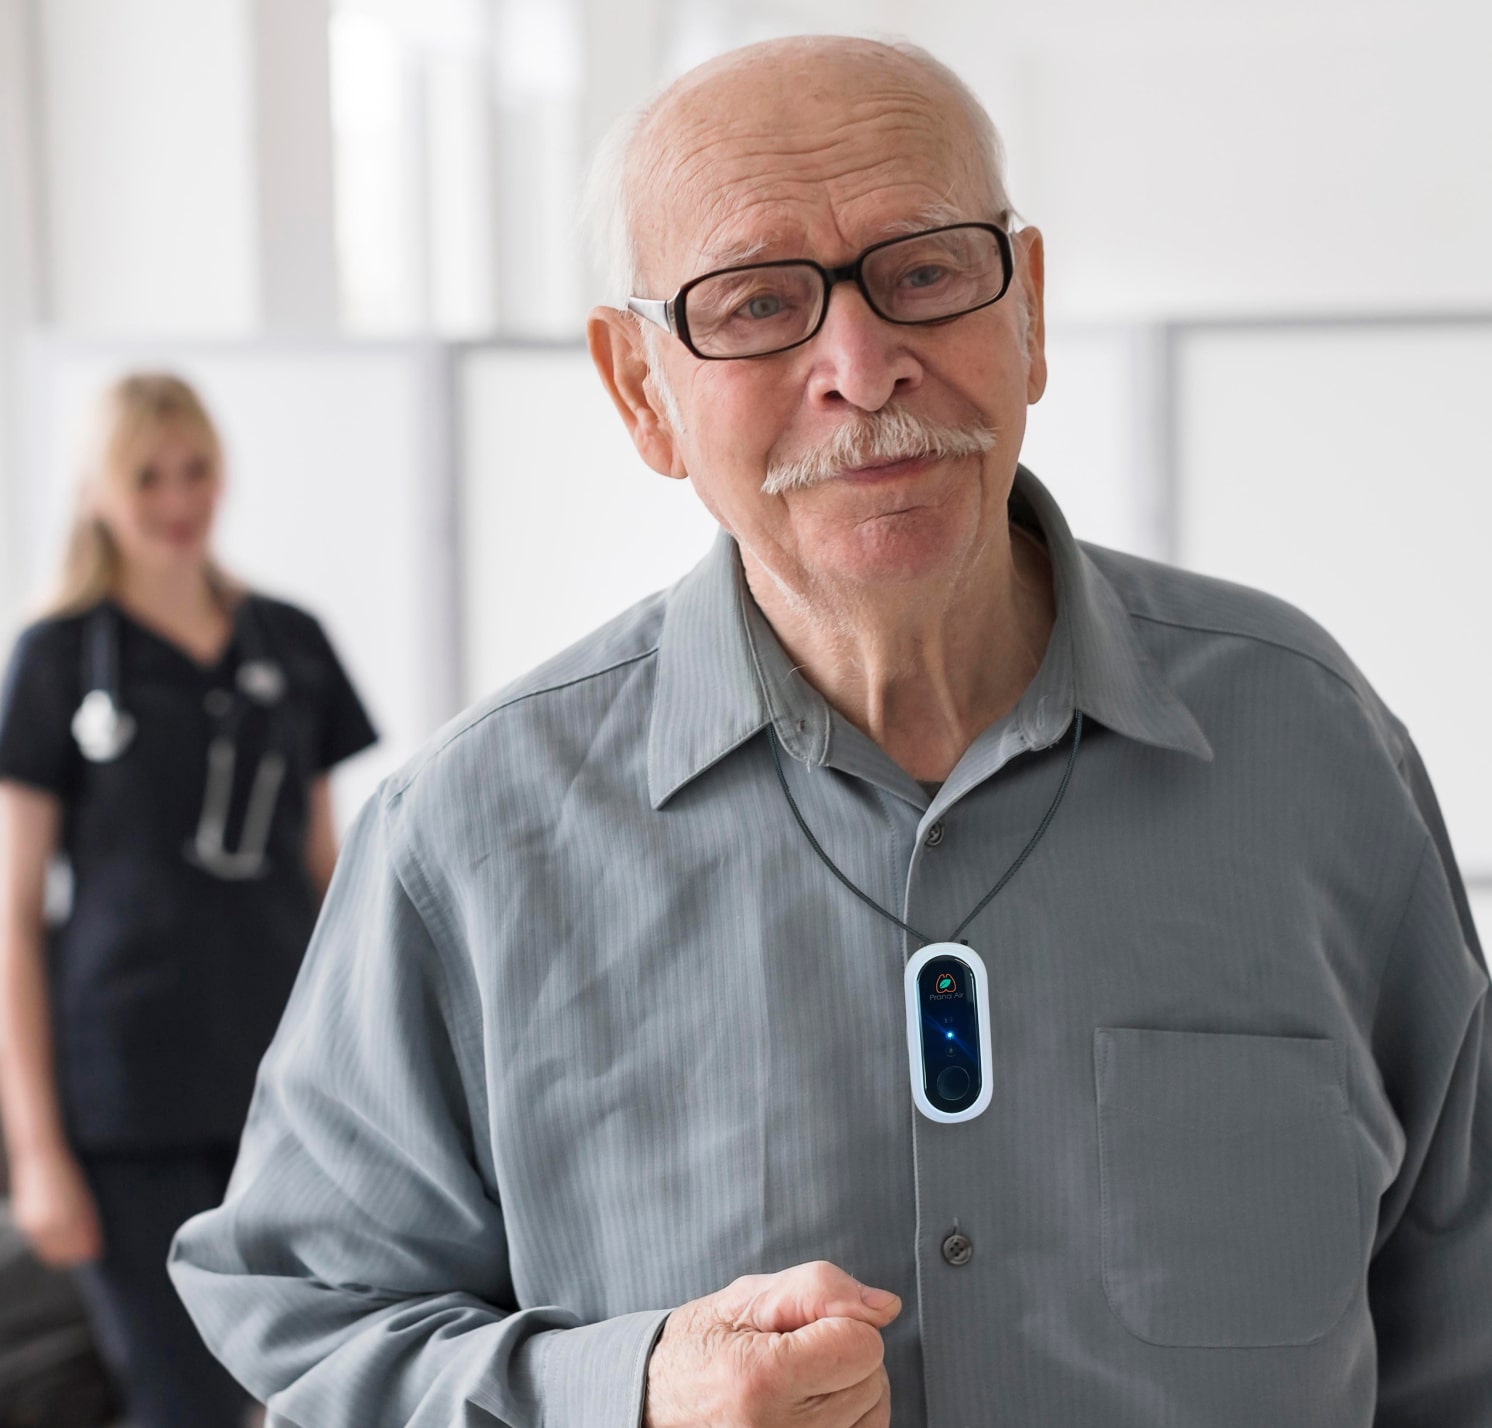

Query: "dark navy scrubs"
<box><xmin>0</xmin><ymin>592</ymin><xmax>376</xmax><ymax>1426</ymax></box>
<box><xmin>0</xmin><ymin>593</ymin><xmax>377</xmax><ymax>1149</ymax></box>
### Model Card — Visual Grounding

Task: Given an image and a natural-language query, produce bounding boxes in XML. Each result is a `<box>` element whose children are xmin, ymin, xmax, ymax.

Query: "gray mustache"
<box><xmin>762</xmin><ymin>406</ymin><xmax>996</xmax><ymax>495</ymax></box>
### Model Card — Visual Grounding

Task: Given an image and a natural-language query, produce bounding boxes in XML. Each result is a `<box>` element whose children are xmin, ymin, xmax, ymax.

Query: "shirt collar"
<box><xmin>1013</xmin><ymin>468</ymin><xmax>1213</xmax><ymax>764</ymax></box>
<box><xmin>646</xmin><ymin>531</ymin><xmax>775</xmax><ymax>809</ymax></box>
<box><xmin>647</xmin><ymin>465</ymin><xmax>1211</xmax><ymax>809</ymax></box>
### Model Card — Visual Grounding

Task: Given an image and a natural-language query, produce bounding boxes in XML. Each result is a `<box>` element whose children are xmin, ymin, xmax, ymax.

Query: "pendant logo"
<box><xmin>934</xmin><ymin>972</ymin><xmax>957</xmax><ymax>994</ymax></box>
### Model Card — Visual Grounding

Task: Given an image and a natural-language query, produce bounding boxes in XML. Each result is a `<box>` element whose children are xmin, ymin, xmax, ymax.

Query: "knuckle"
<box><xmin>801</xmin><ymin>1258</ymin><xmax>840</xmax><ymax>1293</ymax></box>
<box><xmin>725</xmin><ymin>1270</ymin><xmax>764</xmax><ymax>1297</ymax></box>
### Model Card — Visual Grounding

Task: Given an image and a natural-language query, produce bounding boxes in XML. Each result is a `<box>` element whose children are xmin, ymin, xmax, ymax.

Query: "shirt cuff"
<box><xmin>475</xmin><ymin>1308</ymin><xmax>672</xmax><ymax>1428</ymax></box>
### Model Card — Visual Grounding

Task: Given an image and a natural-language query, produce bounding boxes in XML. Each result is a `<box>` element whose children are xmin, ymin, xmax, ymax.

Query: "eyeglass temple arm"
<box><xmin>625</xmin><ymin>296</ymin><xmax>674</xmax><ymax>334</ymax></box>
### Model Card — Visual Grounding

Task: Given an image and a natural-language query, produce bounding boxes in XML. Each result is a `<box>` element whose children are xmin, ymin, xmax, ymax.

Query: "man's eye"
<box><xmin>902</xmin><ymin>264</ymin><xmax>950</xmax><ymax>289</ymax></box>
<box><xmin>742</xmin><ymin>293</ymin><xmax>784</xmax><ymax>320</ymax></box>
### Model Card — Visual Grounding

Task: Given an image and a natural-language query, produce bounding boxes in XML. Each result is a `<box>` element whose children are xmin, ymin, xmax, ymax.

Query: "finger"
<box><xmin>735</xmin><ymin>1260</ymin><xmax>901</xmax><ymax>1333</ymax></box>
<box><xmin>772</xmin><ymin>1315</ymin><xmax>887</xmax><ymax>1397</ymax></box>
<box><xmin>736</xmin><ymin>1341</ymin><xmax>884</xmax><ymax>1428</ymax></box>
<box><xmin>804</xmin><ymin>1359</ymin><xmax>888</xmax><ymax>1428</ymax></box>
<box><xmin>846</xmin><ymin>1370</ymin><xmax>892</xmax><ymax>1428</ymax></box>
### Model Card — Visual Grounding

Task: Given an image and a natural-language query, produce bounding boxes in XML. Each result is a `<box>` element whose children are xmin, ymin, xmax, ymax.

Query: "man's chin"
<box><xmin>812</xmin><ymin>507</ymin><xmax>975</xmax><ymax>588</ymax></box>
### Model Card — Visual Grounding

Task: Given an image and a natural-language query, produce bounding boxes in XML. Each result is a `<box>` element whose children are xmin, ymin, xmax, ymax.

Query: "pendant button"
<box><xmin>936</xmin><ymin>1066</ymin><xmax>971</xmax><ymax>1100</ymax></box>
<box><xmin>941</xmin><ymin>1230</ymin><xmax>974</xmax><ymax>1267</ymax></box>
<box><xmin>925</xmin><ymin>821</ymin><xmax>945</xmax><ymax>848</ymax></box>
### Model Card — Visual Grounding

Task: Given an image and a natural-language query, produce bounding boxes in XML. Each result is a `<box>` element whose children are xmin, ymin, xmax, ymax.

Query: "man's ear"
<box><xmin>587</xmin><ymin>307</ymin><xmax>687</xmax><ymax>479</ymax></box>
<box><xmin>1013</xmin><ymin>227</ymin><xmax>1047</xmax><ymax>405</ymax></box>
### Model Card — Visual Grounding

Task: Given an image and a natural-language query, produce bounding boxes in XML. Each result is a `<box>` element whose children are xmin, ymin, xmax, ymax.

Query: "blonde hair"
<box><xmin>44</xmin><ymin>372</ymin><xmax>240</xmax><ymax>618</ymax></box>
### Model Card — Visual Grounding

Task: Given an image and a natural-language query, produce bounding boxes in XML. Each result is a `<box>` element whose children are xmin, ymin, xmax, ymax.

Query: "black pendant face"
<box><xmin>915</xmin><ymin>952</ymin><xmax>983</xmax><ymax>1115</ymax></box>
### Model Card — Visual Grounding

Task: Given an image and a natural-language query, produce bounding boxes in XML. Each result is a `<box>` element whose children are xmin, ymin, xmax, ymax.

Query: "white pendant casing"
<box><xmin>904</xmin><ymin>941</ymin><xmax>994</xmax><ymax>1124</ymax></box>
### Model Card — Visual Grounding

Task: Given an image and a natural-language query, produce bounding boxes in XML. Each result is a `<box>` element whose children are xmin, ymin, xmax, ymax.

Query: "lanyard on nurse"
<box><xmin>766</xmin><ymin>710</ymin><xmax>1083</xmax><ymax>1123</ymax></box>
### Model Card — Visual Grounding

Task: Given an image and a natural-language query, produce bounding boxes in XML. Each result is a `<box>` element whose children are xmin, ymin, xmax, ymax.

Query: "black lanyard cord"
<box><xmin>766</xmin><ymin>709</ymin><xmax>1084</xmax><ymax>948</ymax></box>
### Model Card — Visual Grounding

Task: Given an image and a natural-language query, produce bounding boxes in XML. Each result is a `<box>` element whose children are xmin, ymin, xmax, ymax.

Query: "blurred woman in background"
<box><xmin>0</xmin><ymin>373</ymin><xmax>377</xmax><ymax>1427</ymax></box>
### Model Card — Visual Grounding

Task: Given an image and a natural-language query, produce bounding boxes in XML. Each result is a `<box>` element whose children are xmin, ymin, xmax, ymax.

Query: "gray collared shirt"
<box><xmin>172</xmin><ymin>469</ymin><xmax>1490</xmax><ymax>1427</ymax></box>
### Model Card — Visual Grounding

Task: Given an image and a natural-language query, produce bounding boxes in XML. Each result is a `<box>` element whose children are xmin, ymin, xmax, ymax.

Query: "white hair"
<box><xmin>579</xmin><ymin>39</ymin><xmax>1017</xmax><ymax>308</ymax></box>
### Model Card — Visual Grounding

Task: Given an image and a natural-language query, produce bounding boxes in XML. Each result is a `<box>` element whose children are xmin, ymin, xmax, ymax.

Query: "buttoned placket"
<box><xmin>742</xmin><ymin>514</ymin><xmax>1091</xmax><ymax>1427</ymax></box>
<box><xmin>716</xmin><ymin>475</ymin><xmax>1213</xmax><ymax>1426</ymax></box>
<box><xmin>904</xmin><ymin>708</ymin><xmax>1067</xmax><ymax>1398</ymax></box>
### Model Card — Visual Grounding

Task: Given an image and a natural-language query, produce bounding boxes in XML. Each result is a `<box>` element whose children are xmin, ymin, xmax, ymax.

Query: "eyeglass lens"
<box><xmin>683</xmin><ymin>225</ymin><xmax>1007</xmax><ymax>359</ymax></box>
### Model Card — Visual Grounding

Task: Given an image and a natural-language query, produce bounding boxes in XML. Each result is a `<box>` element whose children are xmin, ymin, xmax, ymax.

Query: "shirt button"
<box><xmin>925</xmin><ymin>821</ymin><xmax>945</xmax><ymax>848</ymax></box>
<box><xmin>941</xmin><ymin>1231</ymin><xmax>973</xmax><ymax>1267</ymax></box>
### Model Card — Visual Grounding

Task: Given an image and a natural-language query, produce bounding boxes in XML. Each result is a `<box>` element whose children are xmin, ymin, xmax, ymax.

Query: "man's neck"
<box><xmin>743</xmin><ymin>523</ymin><xmax>1056</xmax><ymax>783</ymax></box>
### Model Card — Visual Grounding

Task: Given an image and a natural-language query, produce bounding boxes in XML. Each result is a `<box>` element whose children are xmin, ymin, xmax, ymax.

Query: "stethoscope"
<box><xmin>71</xmin><ymin>601</ymin><xmax>290</xmax><ymax>881</ymax></box>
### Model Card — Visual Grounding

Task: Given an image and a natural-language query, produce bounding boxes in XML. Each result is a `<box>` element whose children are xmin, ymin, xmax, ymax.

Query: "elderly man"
<box><xmin>171</xmin><ymin>34</ymin><xmax>1490</xmax><ymax>1428</ymax></box>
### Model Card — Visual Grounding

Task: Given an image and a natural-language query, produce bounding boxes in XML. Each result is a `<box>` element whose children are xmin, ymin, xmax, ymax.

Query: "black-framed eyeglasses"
<box><xmin>626</xmin><ymin>222</ymin><xmax>1015</xmax><ymax>361</ymax></box>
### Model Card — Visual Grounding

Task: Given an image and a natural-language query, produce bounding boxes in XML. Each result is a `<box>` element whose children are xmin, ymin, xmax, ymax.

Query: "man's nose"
<box><xmin>804</xmin><ymin>282</ymin><xmax>923</xmax><ymax>413</ymax></box>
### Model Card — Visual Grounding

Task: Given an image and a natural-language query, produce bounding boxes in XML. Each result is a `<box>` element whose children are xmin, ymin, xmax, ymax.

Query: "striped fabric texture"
<box><xmin>170</xmin><ymin>469</ymin><xmax>1490</xmax><ymax>1427</ymax></box>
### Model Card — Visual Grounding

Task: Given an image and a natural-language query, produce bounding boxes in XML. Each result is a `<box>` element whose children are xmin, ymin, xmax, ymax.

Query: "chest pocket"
<box><xmin>1094</xmin><ymin>1027</ymin><xmax>1360</xmax><ymax>1348</ymax></box>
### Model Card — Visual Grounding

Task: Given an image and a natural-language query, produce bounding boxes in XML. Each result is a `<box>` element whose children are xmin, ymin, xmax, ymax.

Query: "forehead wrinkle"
<box><xmin>692</xmin><ymin>180</ymin><xmax>961</xmax><ymax>263</ymax></box>
<box><xmin>659</xmin><ymin>90</ymin><xmax>977</xmax><ymax>189</ymax></box>
<box><xmin>650</xmin><ymin>131</ymin><xmax>984</xmax><ymax>279</ymax></box>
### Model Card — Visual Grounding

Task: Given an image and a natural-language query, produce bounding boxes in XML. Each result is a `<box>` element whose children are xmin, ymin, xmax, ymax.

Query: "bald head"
<box><xmin>585</xmin><ymin>36</ymin><xmax>1014</xmax><ymax>304</ymax></box>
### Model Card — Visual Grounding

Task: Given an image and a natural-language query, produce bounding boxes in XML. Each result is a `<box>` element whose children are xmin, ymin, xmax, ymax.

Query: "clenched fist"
<box><xmin>644</xmin><ymin>1259</ymin><xmax>901</xmax><ymax>1428</ymax></box>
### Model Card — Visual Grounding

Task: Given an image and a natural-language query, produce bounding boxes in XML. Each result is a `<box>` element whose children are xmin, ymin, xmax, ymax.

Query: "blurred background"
<box><xmin>0</xmin><ymin>0</ymin><xmax>1488</xmax><ymax>932</ymax></box>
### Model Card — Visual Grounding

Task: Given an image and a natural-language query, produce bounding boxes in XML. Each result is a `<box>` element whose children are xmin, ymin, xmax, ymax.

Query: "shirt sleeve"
<box><xmin>0</xmin><ymin>623</ymin><xmax>78</xmax><ymax>798</ymax></box>
<box><xmin>167</xmin><ymin>786</ymin><xmax>669</xmax><ymax>1428</ymax></box>
<box><xmin>1369</xmin><ymin>735</ymin><xmax>1492</xmax><ymax>1425</ymax></box>
<box><xmin>1395</xmin><ymin>730</ymin><xmax>1484</xmax><ymax>970</ymax></box>
<box><xmin>306</xmin><ymin>617</ymin><xmax>378</xmax><ymax>771</ymax></box>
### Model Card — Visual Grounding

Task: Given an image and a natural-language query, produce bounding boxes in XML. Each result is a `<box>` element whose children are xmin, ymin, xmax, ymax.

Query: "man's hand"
<box><xmin>643</xmin><ymin>1259</ymin><xmax>901</xmax><ymax>1427</ymax></box>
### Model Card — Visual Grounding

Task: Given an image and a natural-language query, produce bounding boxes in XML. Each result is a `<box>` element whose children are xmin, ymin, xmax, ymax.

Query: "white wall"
<box><xmin>458</xmin><ymin>345</ymin><xmax>718</xmax><ymax>697</ymax></box>
<box><xmin>0</xmin><ymin>0</ymin><xmax>38</xmax><ymax>626</ymax></box>
<box><xmin>36</xmin><ymin>0</ymin><xmax>337</xmax><ymax>336</ymax></box>
<box><xmin>251</xmin><ymin>0</ymin><xmax>339</xmax><ymax>331</ymax></box>
<box><xmin>38</xmin><ymin>0</ymin><xmax>260</xmax><ymax>333</ymax></box>
<box><xmin>1022</xmin><ymin>326</ymin><xmax>1166</xmax><ymax>558</ymax></box>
